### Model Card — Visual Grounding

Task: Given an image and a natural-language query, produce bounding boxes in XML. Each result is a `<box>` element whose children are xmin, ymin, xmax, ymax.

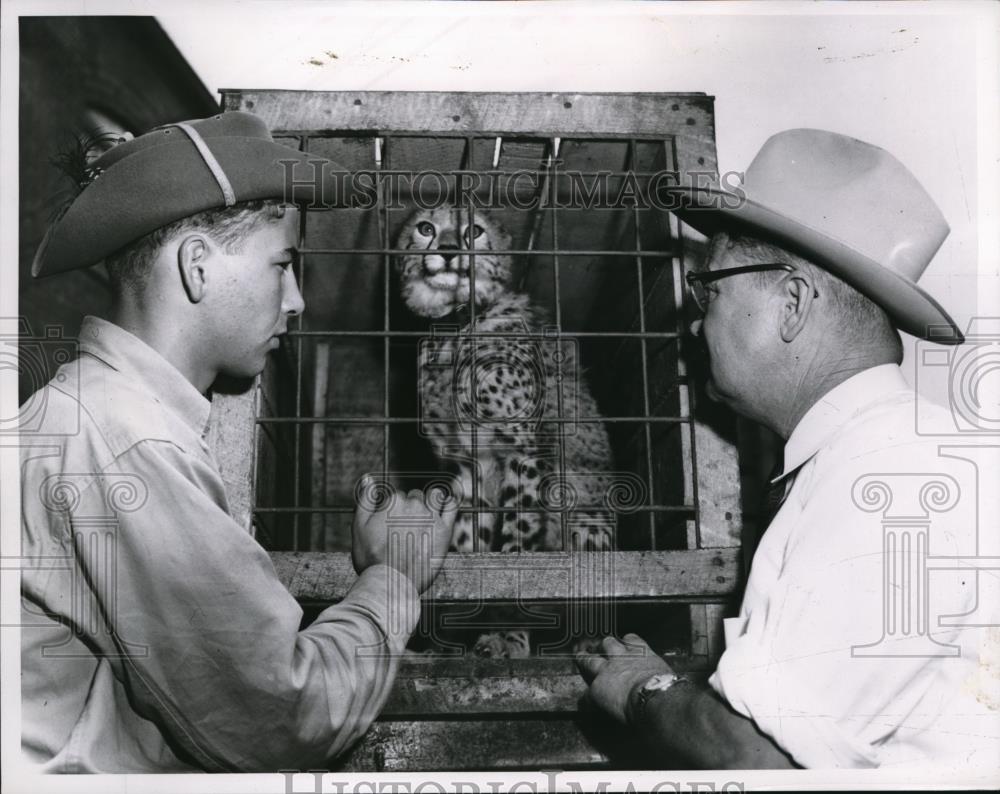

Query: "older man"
<box><xmin>576</xmin><ymin>129</ymin><xmax>998</xmax><ymax>768</ymax></box>
<box><xmin>20</xmin><ymin>112</ymin><xmax>456</xmax><ymax>772</ymax></box>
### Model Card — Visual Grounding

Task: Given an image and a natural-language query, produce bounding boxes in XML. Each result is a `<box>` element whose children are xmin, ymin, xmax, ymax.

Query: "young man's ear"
<box><xmin>176</xmin><ymin>235</ymin><xmax>211</xmax><ymax>303</ymax></box>
<box><xmin>779</xmin><ymin>272</ymin><xmax>818</xmax><ymax>343</ymax></box>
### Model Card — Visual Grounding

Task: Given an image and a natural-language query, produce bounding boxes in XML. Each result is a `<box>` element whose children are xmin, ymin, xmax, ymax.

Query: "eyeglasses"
<box><xmin>685</xmin><ymin>263</ymin><xmax>796</xmax><ymax>313</ymax></box>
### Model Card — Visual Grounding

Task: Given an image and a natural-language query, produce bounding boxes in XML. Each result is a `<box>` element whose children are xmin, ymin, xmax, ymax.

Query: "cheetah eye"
<box><xmin>464</xmin><ymin>224</ymin><xmax>484</xmax><ymax>246</ymax></box>
<box><xmin>416</xmin><ymin>221</ymin><xmax>435</xmax><ymax>237</ymax></box>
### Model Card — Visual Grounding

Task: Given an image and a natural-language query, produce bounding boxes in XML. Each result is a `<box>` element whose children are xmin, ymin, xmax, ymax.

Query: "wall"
<box><xmin>158</xmin><ymin>1</ymin><xmax>1000</xmax><ymax>407</ymax></box>
<box><xmin>18</xmin><ymin>16</ymin><xmax>218</xmax><ymax>402</ymax></box>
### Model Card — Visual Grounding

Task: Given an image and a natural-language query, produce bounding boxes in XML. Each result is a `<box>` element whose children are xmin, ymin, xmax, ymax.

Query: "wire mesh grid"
<box><xmin>250</xmin><ymin>131</ymin><xmax>701</xmax><ymax>555</ymax></box>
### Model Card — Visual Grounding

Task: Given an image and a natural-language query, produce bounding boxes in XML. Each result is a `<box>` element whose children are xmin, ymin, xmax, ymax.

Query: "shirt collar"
<box><xmin>78</xmin><ymin>316</ymin><xmax>212</xmax><ymax>438</ymax></box>
<box><xmin>776</xmin><ymin>364</ymin><xmax>911</xmax><ymax>481</ymax></box>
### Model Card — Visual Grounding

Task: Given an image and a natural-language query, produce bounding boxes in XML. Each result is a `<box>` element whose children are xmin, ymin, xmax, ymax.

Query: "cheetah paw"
<box><xmin>473</xmin><ymin>631</ymin><xmax>531</xmax><ymax>658</ymax></box>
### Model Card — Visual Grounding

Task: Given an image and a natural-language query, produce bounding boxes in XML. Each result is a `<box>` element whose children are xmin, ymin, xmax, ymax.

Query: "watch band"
<box><xmin>632</xmin><ymin>672</ymin><xmax>691</xmax><ymax>722</ymax></box>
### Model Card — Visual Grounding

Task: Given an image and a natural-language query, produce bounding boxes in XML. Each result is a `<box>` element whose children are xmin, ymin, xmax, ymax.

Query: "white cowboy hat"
<box><xmin>671</xmin><ymin>128</ymin><xmax>963</xmax><ymax>344</ymax></box>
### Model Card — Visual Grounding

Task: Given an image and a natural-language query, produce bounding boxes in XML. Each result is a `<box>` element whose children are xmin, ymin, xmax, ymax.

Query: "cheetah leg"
<box><xmin>449</xmin><ymin>509</ymin><xmax>495</xmax><ymax>553</ymax></box>
<box><xmin>469</xmin><ymin>456</ymin><xmax>552</xmax><ymax>659</ymax></box>
<box><xmin>497</xmin><ymin>455</ymin><xmax>552</xmax><ymax>553</ymax></box>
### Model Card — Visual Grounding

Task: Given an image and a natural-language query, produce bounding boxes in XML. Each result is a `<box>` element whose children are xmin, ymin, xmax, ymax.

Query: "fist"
<box><xmin>351</xmin><ymin>475</ymin><xmax>459</xmax><ymax>593</ymax></box>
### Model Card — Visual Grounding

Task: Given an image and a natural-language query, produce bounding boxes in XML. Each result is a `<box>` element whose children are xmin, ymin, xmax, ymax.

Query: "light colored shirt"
<box><xmin>709</xmin><ymin>364</ymin><xmax>999</xmax><ymax>768</ymax></box>
<box><xmin>20</xmin><ymin>316</ymin><xmax>420</xmax><ymax>773</ymax></box>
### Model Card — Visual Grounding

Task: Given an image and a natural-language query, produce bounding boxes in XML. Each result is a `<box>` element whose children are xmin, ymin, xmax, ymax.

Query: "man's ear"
<box><xmin>176</xmin><ymin>234</ymin><xmax>211</xmax><ymax>303</ymax></box>
<box><xmin>779</xmin><ymin>272</ymin><xmax>818</xmax><ymax>343</ymax></box>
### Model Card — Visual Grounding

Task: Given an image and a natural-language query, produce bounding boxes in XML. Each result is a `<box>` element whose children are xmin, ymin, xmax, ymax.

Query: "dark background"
<box><xmin>19</xmin><ymin>16</ymin><xmax>218</xmax><ymax>404</ymax></box>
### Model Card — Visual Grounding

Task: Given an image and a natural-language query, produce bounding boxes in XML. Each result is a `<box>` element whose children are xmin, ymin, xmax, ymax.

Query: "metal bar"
<box><xmin>256</xmin><ymin>505</ymin><xmax>694</xmax><ymax>514</ymax></box>
<box><xmin>257</xmin><ymin>414</ymin><xmax>295</xmax><ymax>461</ymax></box>
<box><xmin>284</xmin><ymin>165</ymin><xmax>682</xmax><ymax>176</ymax></box>
<box><xmin>298</xmin><ymin>247</ymin><xmax>679</xmax><ymax>257</ymax></box>
<box><xmin>287</xmin><ymin>330</ymin><xmax>682</xmax><ymax>339</ymax></box>
<box><xmin>518</xmin><ymin>136</ymin><xmax>560</xmax><ymax>292</ymax></box>
<box><xmin>629</xmin><ymin>140</ymin><xmax>657</xmax><ymax>551</ymax></box>
<box><xmin>257</xmin><ymin>416</ymin><xmax>692</xmax><ymax>425</ymax></box>
<box><xmin>548</xmin><ymin>137</ymin><xmax>568</xmax><ymax>550</ymax></box>
<box><xmin>378</xmin><ymin>135</ymin><xmax>392</xmax><ymax>497</ymax></box>
<box><xmin>293</xmin><ymin>133</ymin><xmax>309</xmax><ymax>550</ymax></box>
<box><xmin>461</xmin><ymin>136</ymin><xmax>482</xmax><ymax>551</ymax></box>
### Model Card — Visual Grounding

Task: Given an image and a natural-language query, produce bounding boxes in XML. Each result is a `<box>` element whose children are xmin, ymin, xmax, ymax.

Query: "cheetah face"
<box><xmin>395</xmin><ymin>208</ymin><xmax>513</xmax><ymax>319</ymax></box>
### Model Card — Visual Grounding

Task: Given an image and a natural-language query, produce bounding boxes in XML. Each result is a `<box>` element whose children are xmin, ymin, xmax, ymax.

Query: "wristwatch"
<box><xmin>631</xmin><ymin>672</ymin><xmax>690</xmax><ymax>722</ymax></box>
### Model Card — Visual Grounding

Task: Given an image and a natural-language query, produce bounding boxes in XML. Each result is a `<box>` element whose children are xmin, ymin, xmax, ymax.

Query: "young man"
<box><xmin>20</xmin><ymin>112</ymin><xmax>456</xmax><ymax>772</ymax></box>
<box><xmin>576</xmin><ymin>129</ymin><xmax>999</xmax><ymax>769</ymax></box>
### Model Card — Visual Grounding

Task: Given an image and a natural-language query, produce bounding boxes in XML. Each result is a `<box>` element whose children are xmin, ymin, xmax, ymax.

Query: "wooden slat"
<box><xmin>221</xmin><ymin>90</ymin><xmax>717</xmax><ymax>176</ymax></box>
<box><xmin>385</xmin><ymin>673</ymin><xmax>582</xmax><ymax>716</ymax></box>
<box><xmin>274</xmin><ymin>548</ymin><xmax>738</xmax><ymax>602</ymax></box>
<box><xmin>669</xmin><ymin>215</ymin><xmax>742</xmax><ymax>550</ymax></box>
<box><xmin>337</xmin><ymin>719</ymin><xmax>609</xmax><ymax>771</ymax></box>
<box><xmin>309</xmin><ymin>341</ymin><xmax>331</xmax><ymax>549</ymax></box>
<box><xmin>703</xmin><ymin>602</ymin><xmax>727</xmax><ymax>665</ymax></box>
<box><xmin>689</xmin><ymin>603</ymin><xmax>729</xmax><ymax>666</ymax></box>
<box><xmin>394</xmin><ymin>654</ymin><xmax>705</xmax><ymax>678</ymax></box>
<box><xmin>207</xmin><ymin>383</ymin><xmax>260</xmax><ymax>534</ymax></box>
<box><xmin>383</xmin><ymin>657</ymin><xmax>708</xmax><ymax>716</ymax></box>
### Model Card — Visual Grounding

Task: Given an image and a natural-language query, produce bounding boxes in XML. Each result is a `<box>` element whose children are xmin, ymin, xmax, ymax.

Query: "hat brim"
<box><xmin>32</xmin><ymin>138</ymin><xmax>357</xmax><ymax>278</ymax></box>
<box><xmin>669</xmin><ymin>186</ymin><xmax>964</xmax><ymax>345</ymax></box>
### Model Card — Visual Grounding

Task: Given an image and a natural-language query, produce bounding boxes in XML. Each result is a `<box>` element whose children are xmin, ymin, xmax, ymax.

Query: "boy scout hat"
<box><xmin>670</xmin><ymin>128</ymin><xmax>963</xmax><ymax>344</ymax></box>
<box><xmin>33</xmin><ymin>111</ymin><xmax>344</xmax><ymax>278</ymax></box>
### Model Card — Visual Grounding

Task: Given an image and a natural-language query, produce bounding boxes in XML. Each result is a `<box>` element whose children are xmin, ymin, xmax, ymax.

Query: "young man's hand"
<box><xmin>351</xmin><ymin>476</ymin><xmax>458</xmax><ymax>593</ymax></box>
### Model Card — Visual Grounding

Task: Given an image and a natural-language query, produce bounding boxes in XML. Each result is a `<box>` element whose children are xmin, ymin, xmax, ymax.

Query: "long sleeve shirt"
<box><xmin>708</xmin><ymin>365</ymin><xmax>999</xmax><ymax>768</ymax></box>
<box><xmin>20</xmin><ymin>316</ymin><xmax>420</xmax><ymax>772</ymax></box>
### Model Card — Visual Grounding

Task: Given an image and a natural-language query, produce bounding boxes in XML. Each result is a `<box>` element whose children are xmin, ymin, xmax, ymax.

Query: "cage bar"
<box><xmin>206</xmin><ymin>89</ymin><xmax>739</xmax><ymax>771</ymax></box>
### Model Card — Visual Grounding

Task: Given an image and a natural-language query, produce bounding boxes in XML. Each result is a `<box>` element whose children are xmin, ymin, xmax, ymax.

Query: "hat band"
<box><xmin>170</xmin><ymin>122</ymin><xmax>237</xmax><ymax>207</ymax></box>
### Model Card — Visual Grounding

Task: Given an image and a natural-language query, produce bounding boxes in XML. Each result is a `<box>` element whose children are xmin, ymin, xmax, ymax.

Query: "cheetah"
<box><xmin>395</xmin><ymin>206</ymin><xmax>615</xmax><ymax>657</ymax></box>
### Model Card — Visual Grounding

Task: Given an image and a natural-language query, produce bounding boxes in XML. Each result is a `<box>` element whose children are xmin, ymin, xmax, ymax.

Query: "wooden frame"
<box><xmin>208</xmin><ymin>90</ymin><xmax>739</xmax><ymax>770</ymax></box>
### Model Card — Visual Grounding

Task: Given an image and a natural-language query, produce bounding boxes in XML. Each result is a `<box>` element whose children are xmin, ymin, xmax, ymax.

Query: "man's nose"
<box><xmin>283</xmin><ymin>267</ymin><xmax>305</xmax><ymax>316</ymax></box>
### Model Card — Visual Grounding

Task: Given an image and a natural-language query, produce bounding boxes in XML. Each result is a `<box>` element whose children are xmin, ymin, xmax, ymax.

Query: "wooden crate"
<box><xmin>208</xmin><ymin>90</ymin><xmax>740</xmax><ymax>771</ymax></box>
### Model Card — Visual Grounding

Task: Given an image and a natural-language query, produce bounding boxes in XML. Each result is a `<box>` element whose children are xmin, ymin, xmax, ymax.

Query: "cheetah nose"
<box><xmin>437</xmin><ymin>243</ymin><xmax>459</xmax><ymax>265</ymax></box>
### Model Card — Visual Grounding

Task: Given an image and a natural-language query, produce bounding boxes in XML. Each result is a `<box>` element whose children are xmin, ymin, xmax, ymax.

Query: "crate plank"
<box><xmin>383</xmin><ymin>657</ymin><xmax>708</xmax><ymax>716</ymax></box>
<box><xmin>394</xmin><ymin>653</ymin><xmax>705</xmax><ymax>678</ymax></box>
<box><xmin>688</xmin><ymin>603</ymin><xmax>728</xmax><ymax>665</ymax></box>
<box><xmin>274</xmin><ymin>548</ymin><xmax>738</xmax><ymax>602</ymax></box>
<box><xmin>671</xmin><ymin>215</ymin><xmax>742</xmax><ymax>549</ymax></box>
<box><xmin>336</xmin><ymin>719</ymin><xmax>610</xmax><ymax>772</ymax></box>
<box><xmin>221</xmin><ymin>90</ymin><xmax>717</xmax><ymax>176</ymax></box>
<box><xmin>208</xmin><ymin>385</ymin><xmax>259</xmax><ymax>534</ymax></box>
<box><xmin>385</xmin><ymin>673</ymin><xmax>582</xmax><ymax>716</ymax></box>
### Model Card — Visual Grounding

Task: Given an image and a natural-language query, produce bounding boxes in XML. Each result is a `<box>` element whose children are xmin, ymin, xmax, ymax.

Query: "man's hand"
<box><xmin>575</xmin><ymin>633</ymin><xmax>674</xmax><ymax>725</ymax></box>
<box><xmin>351</xmin><ymin>475</ymin><xmax>458</xmax><ymax>593</ymax></box>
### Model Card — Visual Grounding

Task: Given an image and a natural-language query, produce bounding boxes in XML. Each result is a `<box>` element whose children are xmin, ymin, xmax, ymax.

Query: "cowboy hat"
<box><xmin>670</xmin><ymin>128</ymin><xmax>963</xmax><ymax>344</ymax></box>
<box><xmin>33</xmin><ymin>111</ymin><xmax>353</xmax><ymax>278</ymax></box>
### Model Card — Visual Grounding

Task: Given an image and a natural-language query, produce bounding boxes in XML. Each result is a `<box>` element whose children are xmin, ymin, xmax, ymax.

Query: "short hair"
<box><xmin>710</xmin><ymin>231</ymin><xmax>903</xmax><ymax>359</ymax></box>
<box><xmin>103</xmin><ymin>199</ymin><xmax>291</xmax><ymax>294</ymax></box>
